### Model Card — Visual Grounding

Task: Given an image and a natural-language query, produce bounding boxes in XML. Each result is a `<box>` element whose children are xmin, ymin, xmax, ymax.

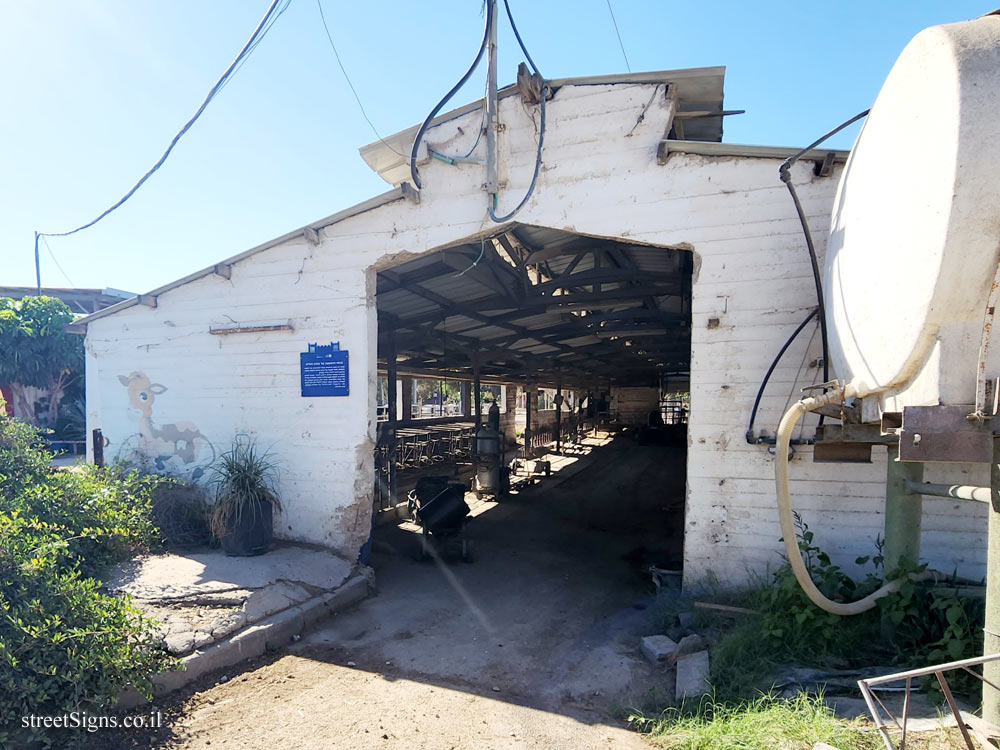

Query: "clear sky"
<box><xmin>0</xmin><ymin>0</ymin><xmax>989</xmax><ymax>294</ymax></box>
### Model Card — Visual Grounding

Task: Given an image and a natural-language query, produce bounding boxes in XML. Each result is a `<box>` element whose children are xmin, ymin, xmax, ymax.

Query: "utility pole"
<box><xmin>484</xmin><ymin>0</ymin><xmax>499</xmax><ymax>203</ymax></box>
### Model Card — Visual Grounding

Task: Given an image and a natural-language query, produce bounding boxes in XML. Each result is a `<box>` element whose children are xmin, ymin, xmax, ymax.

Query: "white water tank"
<box><xmin>825</xmin><ymin>15</ymin><xmax>1000</xmax><ymax>411</ymax></box>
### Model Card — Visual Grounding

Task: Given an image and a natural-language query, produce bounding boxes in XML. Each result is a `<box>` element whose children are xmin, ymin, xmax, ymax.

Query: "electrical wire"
<box><xmin>217</xmin><ymin>0</ymin><xmax>291</xmax><ymax>94</ymax></box>
<box><xmin>315</xmin><ymin>0</ymin><xmax>409</xmax><ymax>160</ymax></box>
<box><xmin>36</xmin><ymin>0</ymin><xmax>287</xmax><ymax>240</ymax></box>
<box><xmin>410</xmin><ymin>7</ymin><xmax>492</xmax><ymax>189</ymax></box>
<box><xmin>746</xmin><ymin>307</ymin><xmax>817</xmax><ymax>444</ymax></box>
<box><xmin>503</xmin><ymin>0</ymin><xmax>539</xmax><ymax>76</ymax></box>
<box><xmin>604</xmin><ymin>0</ymin><xmax>631</xmax><ymax>72</ymax></box>
<box><xmin>40</xmin><ymin>236</ymin><xmax>74</xmax><ymax>287</ymax></box>
<box><xmin>778</xmin><ymin>108</ymin><xmax>870</xmax><ymax>399</ymax></box>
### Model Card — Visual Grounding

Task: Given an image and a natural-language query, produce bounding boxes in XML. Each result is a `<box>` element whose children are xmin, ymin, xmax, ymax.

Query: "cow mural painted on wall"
<box><xmin>117</xmin><ymin>371</ymin><xmax>215</xmax><ymax>481</ymax></box>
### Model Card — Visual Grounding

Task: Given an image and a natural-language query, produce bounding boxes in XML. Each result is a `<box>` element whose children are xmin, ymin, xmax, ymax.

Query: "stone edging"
<box><xmin>117</xmin><ymin>571</ymin><xmax>372</xmax><ymax>709</ymax></box>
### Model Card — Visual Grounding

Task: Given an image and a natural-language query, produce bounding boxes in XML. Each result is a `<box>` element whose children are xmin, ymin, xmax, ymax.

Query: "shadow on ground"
<box><xmin>76</xmin><ymin>435</ymin><xmax>687</xmax><ymax>750</ymax></box>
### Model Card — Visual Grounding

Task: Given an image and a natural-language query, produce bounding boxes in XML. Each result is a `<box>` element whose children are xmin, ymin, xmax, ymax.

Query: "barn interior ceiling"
<box><xmin>376</xmin><ymin>224</ymin><xmax>692</xmax><ymax>387</ymax></box>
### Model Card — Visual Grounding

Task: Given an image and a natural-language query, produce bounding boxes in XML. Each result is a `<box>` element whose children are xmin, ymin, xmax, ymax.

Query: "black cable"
<box><xmin>410</xmin><ymin>6</ymin><xmax>492</xmax><ymax>189</ymax></box>
<box><xmin>778</xmin><ymin>108</ymin><xmax>869</xmax><ymax>426</ymax></box>
<box><xmin>604</xmin><ymin>0</ymin><xmax>630</xmax><ymax>72</ymax></box>
<box><xmin>218</xmin><ymin>0</ymin><xmax>291</xmax><ymax>94</ymax></box>
<box><xmin>40</xmin><ymin>236</ymin><xmax>74</xmax><ymax>287</ymax></box>
<box><xmin>779</xmin><ymin>109</ymin><xmax>869</xmax><ymax>175</ymax></box>
<box><xmin>746</xmin><ymin>307</ymin><xmax>818</xmax><ymax>444</ymax></box>
<box><xmin>503</xmin><ymin>0</ymin><xmax>540</xmax><ymax>76</ymax></box>
<box><xmin>488</xmin><ymin>84</ymin><xmax>547</xmax><ymax>223</ymax></box>
<box><xmin>37</xmin><ymin>0</ymin><xmax>285</xmax><ymax>240</ymax></box>
<box><xmin>315</xmin><ymin>0</ymin><xmax>408</xmax><ymax>160</ymax></box>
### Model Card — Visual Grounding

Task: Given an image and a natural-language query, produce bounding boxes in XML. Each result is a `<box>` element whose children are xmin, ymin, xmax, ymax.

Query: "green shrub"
<box><xmin>0</xmin><ymin>417</ymin><xmax>174</xmax><ymax>745</ymax></box>
<box><xmin>0</xmin><ymin>416</ymin><xmax>51</xmax><ymax>500</ymax></box>
<box><xmin>10</xmin><ymin>464</ymin><xmax>160</xmax><ymax>577</ymax></box>
<box><xmin>700</xmin><ymin>514</ymin><xmax>985</xmax><ymax>703</ymax></box>
<box><xmin>628</xmin><ymin>691</ymin><xmax>880</xmax><ymax>750</ymax></box>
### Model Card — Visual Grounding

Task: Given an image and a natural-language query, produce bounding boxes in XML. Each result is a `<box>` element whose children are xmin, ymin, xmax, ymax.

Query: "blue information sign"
<box><xmin>300</xmin><ymin>342</ymin><xmax>349</xmax><ymax>397</ymax></box>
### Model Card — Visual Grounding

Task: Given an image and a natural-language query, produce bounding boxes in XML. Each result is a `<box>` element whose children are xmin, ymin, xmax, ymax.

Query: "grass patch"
<box><xmin>628</xmin><ymin>692</ymin><xmax>880</xmax><ymax>750</ymax></box>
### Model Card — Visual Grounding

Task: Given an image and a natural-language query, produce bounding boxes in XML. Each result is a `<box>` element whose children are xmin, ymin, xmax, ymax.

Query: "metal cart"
<box><xmin>407</xmin><ymin>476</ymin><xmax>473</xmax><ymax>562</ymax></box>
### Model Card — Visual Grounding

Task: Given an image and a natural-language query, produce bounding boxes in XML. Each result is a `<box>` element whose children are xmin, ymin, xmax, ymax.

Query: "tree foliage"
<box><xmin>0</xmin><ymin>296</ymin><xmax>83</xmax><ymax>428</ymax></box>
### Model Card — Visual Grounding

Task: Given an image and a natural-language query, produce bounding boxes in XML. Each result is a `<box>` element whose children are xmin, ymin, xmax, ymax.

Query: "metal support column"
<box><xmin>523</xmin><ymin>385</ymin><xmax>533</xmax><ymax>459</ymax></box>
<box><xmin>554</xmin><ymin>375</ymin><xmax>563</xmax><ymax>455</ymax></box>
<box><xmin>401</xmin><ymin>376</ymin><xmax>413</xmax><ymax>422</ymax></box>
<box><xmin>985</xmin><ymin>437</ymin><xmax>1000</xmax><ymax>725</ymax></box>
<box><xmin>884</xmin><ymin>443</ymin><xmax>924</xmax><ymax>574</ymax></box>
<box><xmin>473</xmin><ymin>354</ymin><xmax>482</xmax><ymax>427</ymax></box>
<box><xmin>386</xmin><ymin>336</ymin><xmax>398</xmax><ymax>509</ymax></box>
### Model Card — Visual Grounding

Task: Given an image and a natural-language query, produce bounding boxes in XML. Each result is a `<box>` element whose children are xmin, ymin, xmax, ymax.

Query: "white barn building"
<box><xmin>76</xmin><ymin>67</ymin><xmax>987</xmax><ymax>585</ymax></box>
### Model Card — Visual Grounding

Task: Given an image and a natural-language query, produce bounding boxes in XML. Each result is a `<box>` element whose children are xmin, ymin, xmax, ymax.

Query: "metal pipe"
<box><xmin>484</xmin><ymin>0</ymin><xmax>499</xmax><ymax>198</ymax></box>
<box><xmin>863</xmin><ymin>652</ymin><xmax>1000</xmax><ymax>686</ymax></box>
<box><xmin>972</xmin><ymin>263</ymin><xmax>1000</xmax><ymax>420</ymax></box>
<box><xmin>905</xmin><ymin>480</ymin><xmax>991</xmax><ymax>503</ymax></box>
<box><xmin>984</xmin><ymin>437</ymin><xmax>1000</xmax><ymax>724</ymax></box>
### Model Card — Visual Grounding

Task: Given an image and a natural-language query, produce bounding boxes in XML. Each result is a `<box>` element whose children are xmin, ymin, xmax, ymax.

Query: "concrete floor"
<box><xmin>85</xmin><ymin>435</ymin><xmax>688</xmax><ymax>749</ymax></box>
<box><xmin>288</xmin><ymin>435</ymin><xmax>686</xmax><ymax>724</ymax></box>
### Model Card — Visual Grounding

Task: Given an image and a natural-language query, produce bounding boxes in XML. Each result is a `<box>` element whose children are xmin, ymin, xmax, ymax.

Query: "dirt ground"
<box><xmin>78</xmin><ymin>436</ymin><xmax>686</xmax><ymax>750</ymax></box>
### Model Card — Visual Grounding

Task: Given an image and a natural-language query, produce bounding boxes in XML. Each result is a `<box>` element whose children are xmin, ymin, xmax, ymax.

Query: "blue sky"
<box><xmin>0</xmin><ymin>0</ymin><xmax>988</xmax><ymax>294</ymax></box>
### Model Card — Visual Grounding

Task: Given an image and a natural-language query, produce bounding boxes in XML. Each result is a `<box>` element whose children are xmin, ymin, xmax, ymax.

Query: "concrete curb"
<box><xmin>117</xmin><ymin>571</ymin><xmax>371</xmax><ymax>709</ymax></box>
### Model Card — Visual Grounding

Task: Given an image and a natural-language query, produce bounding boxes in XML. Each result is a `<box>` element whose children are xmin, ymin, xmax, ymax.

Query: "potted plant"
<box><xmin>209</xmin><ymin>435</ymin><xmax>282</xmax><ymax>556</ymax></box>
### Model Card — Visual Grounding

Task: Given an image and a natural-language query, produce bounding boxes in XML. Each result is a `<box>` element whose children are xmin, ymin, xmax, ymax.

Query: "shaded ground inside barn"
<box><xmin>81</xmin><ymin>435</ymin><xmax>686</xmax><ymax>749</ymax></box>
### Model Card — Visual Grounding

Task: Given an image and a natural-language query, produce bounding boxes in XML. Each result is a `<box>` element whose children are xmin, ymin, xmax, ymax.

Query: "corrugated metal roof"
<box><xmin>378</xmin><ymin>223</ymin><xmax>693</xmax><ymax>384</ymax></box>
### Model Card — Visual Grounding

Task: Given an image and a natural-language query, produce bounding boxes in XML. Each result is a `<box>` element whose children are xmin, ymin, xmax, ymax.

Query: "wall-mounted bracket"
<box><xmin>302</xmin><ymin>227</ymin><xmax>321</xmax><ymax>246</ymax></box>
<box><xmin>400</xmin><ymin>182</ymin><xmax>420</xmax><ymax>204</ymax></box>
<box><xmin>655</xmin><ymin>84</ymin><xmax>679</xmax><ymax>166</ymax></box>
<box><xmin>137</xmin><ymin>295</ymin><xmax>157</xmax><ymax>308</ymax></box>
<box><xmin>213</xmin><ymin>263</ymin><xmax>232</xmax><ymax>279</ymax></box>
<box><xmin>899</xmin><ymin>405</ymin><xmax>994</xmax><ymax>463</ymax></box>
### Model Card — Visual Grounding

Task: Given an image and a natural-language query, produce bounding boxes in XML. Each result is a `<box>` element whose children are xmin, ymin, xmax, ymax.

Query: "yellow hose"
<box><xmin>775</xmin><ymin>386</ymin><xmax>933</xmax><ymax>615</ymax></box>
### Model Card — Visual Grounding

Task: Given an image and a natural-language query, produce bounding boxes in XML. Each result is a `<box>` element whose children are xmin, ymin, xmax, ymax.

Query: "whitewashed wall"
<box><xmin>85</xmin><ymin>241</ymin><xmax>378</xmax><ymax>556</ymax></box>
<box><xmin>86</xmin><ymin>79</ymin><xmax>987</xmax><ymax>580</ymax></box>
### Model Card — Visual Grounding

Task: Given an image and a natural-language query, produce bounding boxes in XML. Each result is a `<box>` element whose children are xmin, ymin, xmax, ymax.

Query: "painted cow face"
<box><xmin>118</xmin><ymin>372</ymin><xmax>167</xmax><ymax>418</ymax></box>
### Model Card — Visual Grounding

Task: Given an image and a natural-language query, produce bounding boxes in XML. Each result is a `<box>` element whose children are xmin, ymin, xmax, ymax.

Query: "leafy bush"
<box><xmin>10</xmin><ymin>465</ymin><xmax>160</xmax><ymax>578</ymax></box>
<box><xmin>0</xmin><ymin>415</ymin><xmax>51</xmax><ymax>499</ymax></box>
<box><xmin>702</xmin><ymin>514</ymin><xmax>985</xmax><ymax>702</ymax></box>
<box><xmin>0</xmin><ymin>417</ymin><xmax>174</xmax><ymax>745</ymax></box>
<box><xmin>755</xmin><ymin>515</ymin><xmax>884</xmax><ymax>662</ymax></box>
